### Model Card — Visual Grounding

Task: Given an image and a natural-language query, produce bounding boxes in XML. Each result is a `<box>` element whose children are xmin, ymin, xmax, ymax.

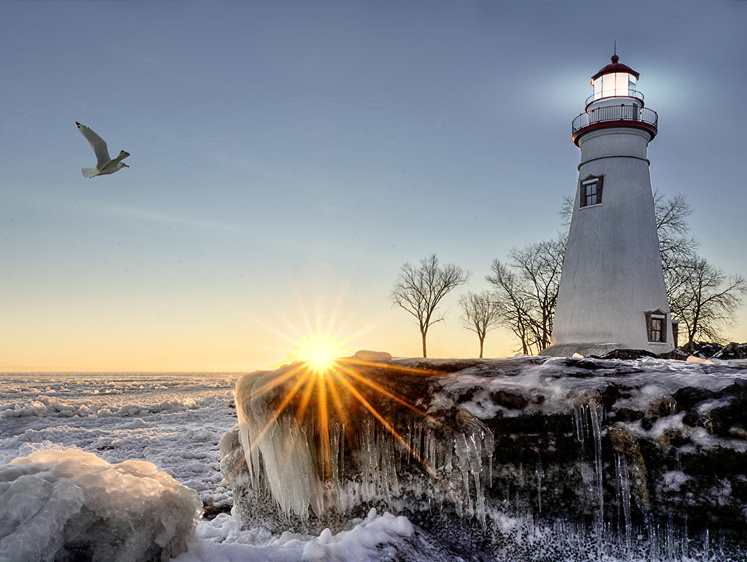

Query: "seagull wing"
<box><xmin>76</xmin><ymin>122</ymin><xmax>111</xmax><ymax>168</ymax></box>
<box><xmin>109</xmin><ymin>150</ymin><xmax>130</xmax><ymax>167</ymax></box>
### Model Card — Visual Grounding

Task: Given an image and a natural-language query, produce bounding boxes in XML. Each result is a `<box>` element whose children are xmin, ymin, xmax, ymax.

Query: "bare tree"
<box><xmin>654</xmin><ymin>191</ymin><xmax>699</xmax><ymax>285</ymax></box>
<box><xmin>652</xmin><ymin>193</ymin><xmax>746</xmax><ymax>346</ymax></box>
<box><xmin>485</xmin><ymin>261</ymin><xmax>535</xmax><ymax>354</ymax></box>
<box><xmin>392</xmin><ymin>254</ymin><xmax>469</xmax><ymax>357</ymax></box>
<box><xmin>459</xmin><ymin>291</ymin><xmax>502</xmax><ymax>358</ymax></box>
<box><xmin>487</xmin><ymin>234</ymin><xmax>566</xmax><ymax>354</ymax></box>
<box><xmin>667</xmin><ymin>257</ymin><xmax>746</xmax><ymax>349</ymax></box>
<box><xmin>559</xmin><ymin>195</ymin><xmax>574</xmax><ymax>228</ymax></box>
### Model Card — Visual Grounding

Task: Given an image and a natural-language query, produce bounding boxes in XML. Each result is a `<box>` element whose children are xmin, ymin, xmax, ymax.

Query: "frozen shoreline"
<box><xmin>2</xmin><ymin>362</ymin><xmax>746</xmax><ymax>561</ymax></box>
<box><xmin>0</xmin><ymin>373</ymin><xmax>415</xmax><ymax>561</ymax></box>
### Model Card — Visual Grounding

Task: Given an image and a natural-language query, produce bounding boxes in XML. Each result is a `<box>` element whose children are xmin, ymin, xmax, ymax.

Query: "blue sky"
<box><xmin>2</xmin><ymin>0</ymin><xmax>746</xmax><ymax>371</ymax></box>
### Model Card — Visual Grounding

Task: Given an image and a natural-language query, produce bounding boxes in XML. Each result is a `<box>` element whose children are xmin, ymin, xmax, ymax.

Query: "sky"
<box><xmin>2</xmin><ymin>0</ymin><xmax>747</xmax><ymax>372</ymax></box>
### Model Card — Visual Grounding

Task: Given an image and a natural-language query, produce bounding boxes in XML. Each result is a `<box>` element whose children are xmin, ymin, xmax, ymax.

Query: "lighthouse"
<box><xmin>543</xmin><ymin>54</ymin><xmax>674</xmax><ymax>357</ymax></box>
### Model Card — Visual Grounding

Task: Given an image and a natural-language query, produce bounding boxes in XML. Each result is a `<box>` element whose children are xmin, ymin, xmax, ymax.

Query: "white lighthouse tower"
<box><xmin>543</xmin><ymin>53</ymin><xmax>674</xmax><ymax>357</ymax></box>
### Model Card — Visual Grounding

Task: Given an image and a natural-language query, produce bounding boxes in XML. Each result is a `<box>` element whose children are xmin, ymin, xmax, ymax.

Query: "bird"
<box><xmin>75</xmin><ymin>121</ymin><xmax>130</xmax><ymax>178</ymax></box>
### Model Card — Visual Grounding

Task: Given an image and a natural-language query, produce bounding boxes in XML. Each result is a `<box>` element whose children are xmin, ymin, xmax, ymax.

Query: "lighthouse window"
<box><xmin>646</xmin><ymin>310</ymin><xmax>668</xmax><ymax>343</ymax></box>
<box><xmin>584</xmin><ymin>183</ymin><xmax>598</xmax><ymax>206</ymax></box>
<box><xmin>580</xmin><ymin>176</ymin><xmax>603</xmax><ymax>208</ymax></box>
<box><xmin>628</xmin><ymin>74</ymin><xmax>637</xmax><ymax>96</ymax></box>
<box><xmin>594</xmin><ymin>73</ymin><xmax>635</xmax><ymax>99</ymax></box>
<box><xmin>650</xmin><ymin>317</ymin><xmax>664</xmax><ymax>342</ymax></box>
<box><xmin>615</xmin><ymin>73</ymin><xmax>629</xmax><ymax>95</ymax></box>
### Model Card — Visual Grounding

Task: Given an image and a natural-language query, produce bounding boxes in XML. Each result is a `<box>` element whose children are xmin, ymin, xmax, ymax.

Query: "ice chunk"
<box><xmin>352</xmin><ymin>350</ymin><xmax>393</xmax><ymax>362</ymax></box>
<box><xmin>687</xmin><ymin>355</ymin><xmax>713</xmax><ymax>364</ymax></box>
<box><xmin>0</xmin><ymin>449</ymin><xmax>202</xmax><ymax>561</ymax></box>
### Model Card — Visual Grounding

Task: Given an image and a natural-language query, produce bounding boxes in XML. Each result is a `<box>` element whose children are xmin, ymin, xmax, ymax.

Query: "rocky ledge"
<box><xmin>220</xmin><ymin>355</ymin><xmax>747</xmax><ymax>559</ymax></box>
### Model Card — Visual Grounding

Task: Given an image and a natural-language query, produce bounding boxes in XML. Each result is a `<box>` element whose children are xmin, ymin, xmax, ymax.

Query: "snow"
<box><xmin>0</xmin><ymin>373</ymin><xmax>236</xmax><ymax>502</ymax></box>
<box><xmin>0</xmin><ymin>449</ymin><xmax>202</xmax><ymax>561</ymax></box>
<box><xmin>0</xmin><ymin>373</ymin><xmax>420</xmax><ymax>561</ymax></box>
<box><xmin>428</xmin><ymin>356</ymin><xmax>747</xmax><ymax>424</ymax></box>
<box><xmin>176</xmin><ymin>509</ymin><xmax>413</xmax><ymax>562</ymax></box>
<box><xmin>1</xmin><ymin>361</ymin><xmax>745</xmax><ymax>561</ymax></box>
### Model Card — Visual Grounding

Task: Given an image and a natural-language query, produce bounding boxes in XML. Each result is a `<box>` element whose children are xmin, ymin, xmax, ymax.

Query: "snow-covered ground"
<box><xmin>2</xmin><ymin>362</ymin><xmax>745</xmax><ymax>561</ymax></box>
<box><xmin>0</xmin><ymin>373</ymin><xmax>415</xmax><ymax>561</ymax></box>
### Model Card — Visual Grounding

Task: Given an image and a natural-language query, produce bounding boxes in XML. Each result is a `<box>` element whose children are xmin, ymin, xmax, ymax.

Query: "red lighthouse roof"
<box><xmin>591</xmin><ymin>54</ymin><xmax>640</xmax><ymax>81</ymax></box>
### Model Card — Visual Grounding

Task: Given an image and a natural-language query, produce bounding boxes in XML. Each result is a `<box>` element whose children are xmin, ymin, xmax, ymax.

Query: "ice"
<box><xmin>174</xmin><ymin>509</ymin><xmax>413</xmax><ymax>562</ymax></box>
<box><xmin>589</xmin><ymin>398</ymin><xmax>604</xmax><ymax>527</ymax></box>
<box><xmin>2</xmin><ymin>362</ymin><xmax>746</xmax><ymax>560</ymax></box>
<box><xmin>0</xmin><ymin>373</ymin><xmax>237</xmax><ymax>510</ymax></box>
<box><xmin>614</xmin><ymin>452</ymin><xmax>632</xmax><ymax>548</ymax></box>
<box><xmin>0</xmin><ymin>449</ymin><xmax>202</xmax><ymax>561</ymax></box>
<box><xmin>223</xmin><ymin>356</ymin><xmax>747</xmax><ymax>559</ymax></box>
<box><xmin>235</xmin><ymin>368</ymin><xmax>323</xmax><ymax>520</ymax></box>
<box><xmin>687</xmin><ymin>355</ymin><xmax>714</xmax><ymax>364</ymax></box>
<box><xmin>231</xmin><ymin>363</ymin><xmax>497</xmax><ymax>534</ymax></box>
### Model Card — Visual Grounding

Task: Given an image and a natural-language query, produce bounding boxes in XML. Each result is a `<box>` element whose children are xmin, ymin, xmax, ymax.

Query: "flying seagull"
<box><xmin>75</xmin><ymin>122</ymin><xmax>130</xmax><ymax>178</ymax></box>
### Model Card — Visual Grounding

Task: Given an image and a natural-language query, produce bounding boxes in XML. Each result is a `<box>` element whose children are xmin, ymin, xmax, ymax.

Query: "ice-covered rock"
<box><xmin>677</xmin><ymin>341</ymin><xmax>747</xmax><ymax>360</ymax></box>
<box><xmin>0</xmin><ymin>449</ymin><xmax>203</xmax><ymax>562</ymax></box>
<box><xmin>352</xmin><ymin>350</ymin><xmax>393</xmax><ymax>362</ymax></box>
<box><xmin>222</xmin><ymin>356</ymin><xmax>747</xmax><ymax>558</ymax></box>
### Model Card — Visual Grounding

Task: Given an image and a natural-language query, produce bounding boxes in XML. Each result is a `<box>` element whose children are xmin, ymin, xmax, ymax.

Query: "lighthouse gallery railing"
<box><xmin>572</xmin><ymin>105</ymin><xmax>658</xmax><ymax>138</ymax></box>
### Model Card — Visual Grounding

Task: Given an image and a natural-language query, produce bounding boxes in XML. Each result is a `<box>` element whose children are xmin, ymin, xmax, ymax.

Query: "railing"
<box><xmin>585</xmin><ymin>89</ymin><xmax>644</xmax><ymax>107</ymax></box>
<box><xmin>572</xmin><ymin>105</ymin><xmax>658</xmax><ymax>142</ymax></box>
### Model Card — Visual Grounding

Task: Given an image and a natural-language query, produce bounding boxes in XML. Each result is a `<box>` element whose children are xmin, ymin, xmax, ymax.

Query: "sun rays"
<box><xmin>237</xmin><ymin>346</ymin><xmax>470</xmax><ymax>521</ymax></box>
<box><xmin>287</xmin><ymin>331</ymin><xmax>351</xmax><ymax>374</ymax></box>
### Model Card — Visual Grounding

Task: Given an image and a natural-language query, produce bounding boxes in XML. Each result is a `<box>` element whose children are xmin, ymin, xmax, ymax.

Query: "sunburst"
<box><xmin>285</xmin><ymin>330</ymin><xmax>353</xmax><ymax>374</ymax></box>
<box><xmin>240</xmin><ymin>341</ymin><xmax>467</xmax><ymax>521</ymax></box>
<box><xmin>237</xmin><ymin>304</ymin><xmax>468</xmax><ymax>520</ymax></box>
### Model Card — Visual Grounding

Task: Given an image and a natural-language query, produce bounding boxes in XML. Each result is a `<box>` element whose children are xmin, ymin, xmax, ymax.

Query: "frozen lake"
<box><xmin>0</xmin><ymin>373</ymin><xmax>237</xmax><ymax>512</ymax></box>
<box><xmin>0</xmin><ymin>373</ymin><xmax>417</xmax><ymax>561</ymax></box>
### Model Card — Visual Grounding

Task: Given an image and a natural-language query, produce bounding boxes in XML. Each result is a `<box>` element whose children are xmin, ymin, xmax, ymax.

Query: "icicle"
<box><xmin>589</xmin><ymin>399</ymin><xmax>604</xmax><ymax>527</ymax></box>
<box><xmin>665</xmin><ymin>514</ymin><xmax>676</xmax><ymax>561</ymax></box>
<box><xmin>702</xmin><ymin>528</ymin><xmax>710</xmax><ymax>559</ymax></box>
<box><xmin>427</xmin><ymin>427</ymin><xmax>438</xmax><ymax>472</ymax></box>
<box><xmin>454</xmin><ymin>433</ymin><xmax>475</xmax><ymax>515</ymax></box>
<box><xmin>645</xmin><ymin>512</ymin><xmax>659</xmax><ymax>561</ymax></box>
<box><xmin>615</xmin><ymin>452</ymin><xmax>632</xmax><ymax>549</ymax></box>
<box><xmin>442</xmin><ymin>427</ymin><xmax>453</xmax><ymax>472</ymax></box>
<box><xmin>536</xmin><ymin>457</ymin><xmax>544</xmax><ymax>515</ymax></box>
<box><xmin>573</xmin><ymin>402</ymin><xmax>590</xmax><ymax>445</ymax></box>
<box><xmin>483</xmin><ymin>425</ymin><xmax>494</xmax><ymax>489</ymax></box>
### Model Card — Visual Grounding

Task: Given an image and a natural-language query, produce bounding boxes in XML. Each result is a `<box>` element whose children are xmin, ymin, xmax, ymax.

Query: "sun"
<box><xmin>288</xmin><ymin>332</ymin><xmax>352</xmax><ymax>374</ymax></box>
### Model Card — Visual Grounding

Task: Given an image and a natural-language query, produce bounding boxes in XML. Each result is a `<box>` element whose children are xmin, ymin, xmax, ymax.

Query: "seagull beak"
<box><xmin>122</xmin><ymin>163</ymin><xmax>130</xmax><ymax>167</ymax></box>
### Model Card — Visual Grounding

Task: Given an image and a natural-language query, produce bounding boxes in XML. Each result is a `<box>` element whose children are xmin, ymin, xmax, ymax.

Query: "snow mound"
<box><xmin>0</xmin><ymin>449</ymin><xmax>202</xmax><ymax>562</ymax></box>
<box><xmin>174</xmin><ymin>508</ymin><xmax>413</xmax><ymax>562</ymax></box>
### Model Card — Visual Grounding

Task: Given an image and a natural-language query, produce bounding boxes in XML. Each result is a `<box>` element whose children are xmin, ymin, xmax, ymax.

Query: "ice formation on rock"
<box><xmin>223</xmin><ymin>361</ymin><xmax>495</xmax><ymax>536</ymax></box>
<box><xmin>0</xmin><ymin>449</ymin><xmax>203</xmax><ymax>562</ymax></box>
<box><xmin>222</xmin><ymin>355</ymin><xmax>747</xmax><ymax>559</ymax></box>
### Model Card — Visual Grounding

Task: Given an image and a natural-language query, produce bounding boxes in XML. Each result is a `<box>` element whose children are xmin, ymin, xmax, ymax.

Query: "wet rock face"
<box><xmin>221</xmin><ymin>356</ymin><xmax>747</xmax><ymax>552</ymax></box>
